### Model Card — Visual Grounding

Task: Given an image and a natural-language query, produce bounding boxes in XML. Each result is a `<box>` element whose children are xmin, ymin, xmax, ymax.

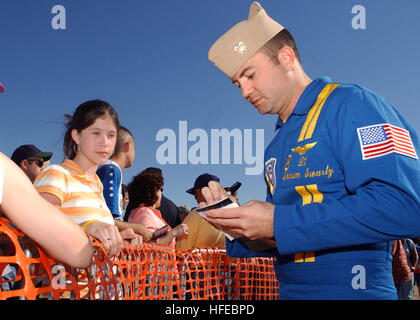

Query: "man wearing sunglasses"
<box><xmin>11</xmin><ymin>144</ymin><xmax>52</xmax><ymax>183</ymax></box>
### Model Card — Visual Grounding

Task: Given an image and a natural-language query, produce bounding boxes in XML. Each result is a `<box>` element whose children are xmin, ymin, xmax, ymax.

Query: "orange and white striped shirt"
<box><xmin>34</xmin><ymin>159</ymin><xmax>114</xmax><ymax>225</ymax></box>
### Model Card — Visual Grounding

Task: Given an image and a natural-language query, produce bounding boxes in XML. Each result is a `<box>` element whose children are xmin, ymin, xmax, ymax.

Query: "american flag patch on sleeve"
<box><xmin>357</xmin><ymin>123</ymin><xmax>418</xmax><ymax>160</ymax></box>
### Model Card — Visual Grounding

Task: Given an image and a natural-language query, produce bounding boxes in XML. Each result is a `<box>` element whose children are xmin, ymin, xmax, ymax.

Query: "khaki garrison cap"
<box><xmin>208</xmin><ymin>2</ymin><xmax>284</xmax><ymax>79</ymax></box>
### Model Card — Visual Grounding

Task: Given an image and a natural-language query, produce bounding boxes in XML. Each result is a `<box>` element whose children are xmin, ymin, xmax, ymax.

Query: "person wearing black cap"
<box><xmin>176</xmin><ymin>173</ymin><xmax>229</xmax><ymax>251</ymax></box>
<box><xmin>11</xmin><ymin>144</ymin><xmax>52</xmax><ymax>183</ymax></box>
<box><xmin>186</xmin><ymin>173</ymin><xmax>220</xmax><ymax>206</ymax></box>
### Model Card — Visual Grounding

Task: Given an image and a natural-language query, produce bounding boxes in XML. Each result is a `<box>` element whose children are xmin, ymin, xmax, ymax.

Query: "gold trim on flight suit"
<box><xmin>294</xmin><ymin>184</ymin><xmax>323</xmax><ymax>262</ymax></box>
<box><xmin>298</xmin><ymin>83</ymin><xmax>340</xmax><ymax>142</ymax></box>
<box><xmin>295</xmin><ymin>186</ymin><xmax>312</xmax><ymax>206</ymax></box>
<box><xmin>293</xmin><ymin>83</ymin><xmax>338</xmax><ymax>262</ymax></box>
<box><xmin>306</xmin><ymin>184</ymin><xmax>323</xmax><ymax>203</ymax></box>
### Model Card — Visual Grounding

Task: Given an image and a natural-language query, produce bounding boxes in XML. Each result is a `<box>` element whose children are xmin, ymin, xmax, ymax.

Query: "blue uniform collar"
<box><xmin>275</xmin><ymin>76</ymin><xmax>332</xmax><ymax>129</ymax></box>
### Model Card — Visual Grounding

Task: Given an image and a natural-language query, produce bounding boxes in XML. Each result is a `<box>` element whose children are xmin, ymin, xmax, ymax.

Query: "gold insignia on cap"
<box><xmin>233</xmin><ymin>41</ymin><xmax>247</xmax><ymax>54</ymax></box>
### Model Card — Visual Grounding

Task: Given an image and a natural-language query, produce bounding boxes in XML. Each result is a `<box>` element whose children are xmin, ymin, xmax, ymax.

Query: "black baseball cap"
<box><xmin>186</xmin><ymin>173</ymin><xmax>220</xmax><ymax>195</ymax></box>
<box><xmin>11</xmin><ymin>144</ymin><xmax>52</xmax><ymax>165</ymax></box>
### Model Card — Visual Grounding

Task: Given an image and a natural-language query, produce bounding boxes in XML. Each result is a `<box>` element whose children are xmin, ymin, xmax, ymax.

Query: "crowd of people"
<box><xmin>0</xmin><ymin>98</ymin><xmax>237</xmax><ymax>297</ymax></box>
<box><xmin>1</xmin><ymin>100</ymin><xmax>233</xmax><ymax>256</ymax></box>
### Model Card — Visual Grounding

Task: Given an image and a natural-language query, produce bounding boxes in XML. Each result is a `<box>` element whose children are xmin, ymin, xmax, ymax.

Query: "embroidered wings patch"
<box><xmin>357</xmin><ymin>123</ymin><xmax>418</xmax><ymax>160</ymax></box>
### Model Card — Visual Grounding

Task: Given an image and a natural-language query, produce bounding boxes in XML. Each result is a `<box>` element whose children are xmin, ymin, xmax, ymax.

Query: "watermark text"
<box><xmin>156</xmin><ymin>121</ymin><xmax>264</xmax><ymax>175</ymax></box>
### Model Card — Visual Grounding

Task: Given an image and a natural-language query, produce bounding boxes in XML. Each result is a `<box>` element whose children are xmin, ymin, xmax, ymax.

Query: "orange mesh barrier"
<box><xmin>0</xmin><ymin>217</ymin><xmax>279</xmax><ymax>300</ymax></box>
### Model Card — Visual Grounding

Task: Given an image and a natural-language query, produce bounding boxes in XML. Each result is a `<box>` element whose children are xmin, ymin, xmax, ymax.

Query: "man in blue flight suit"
<box><xmin>203</xmin><ymin>2</ymin><xmax>420</xmax><ymax>299</ymax></box>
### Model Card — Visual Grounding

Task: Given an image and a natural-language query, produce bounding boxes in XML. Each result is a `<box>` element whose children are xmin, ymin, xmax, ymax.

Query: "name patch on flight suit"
<box><xmin>266</xmin><ymin>140</ymin><xmax>336</xmax><ymax>200</ymax></box>
<box><xmin>282</xmin><ymin>154</ymin><xmax>300</xmax><ymax>181</ymax></box>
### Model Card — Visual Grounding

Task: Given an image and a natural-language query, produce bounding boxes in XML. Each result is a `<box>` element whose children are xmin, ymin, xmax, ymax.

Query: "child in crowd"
<box><xmin>34</xmin><ymin>100</ymin><xmax>142</xmax><ymax>256</ymax></box>
<box><xmin>97</xmin><ymin>127</ymin><xmax>153</xmax><ymax>242</ymax></box>
<box><xmin>96</xmin><ymin>126</ymin><xmax>134</xmax><ymax>221</ymax></box>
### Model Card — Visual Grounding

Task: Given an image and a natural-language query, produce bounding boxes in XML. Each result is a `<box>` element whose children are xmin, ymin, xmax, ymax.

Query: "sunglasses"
<box><xmin>27</xmin><ymin>159</ymin><xmax>44</xmax><ymax>168</ymax></box>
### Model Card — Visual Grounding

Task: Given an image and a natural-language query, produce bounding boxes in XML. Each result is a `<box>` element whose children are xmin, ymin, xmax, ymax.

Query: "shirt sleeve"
<box><xmin>34</xmin><ymin>166</ymin><xmax>66</xmax><ymax>205</ymax></box>
<box><xmin>225</xmin><ymin>238</ymin><xmax>277</xmax><ymax>258</ymax></box>
<box><xmin>273</xmin><ymin>87</ymin><xmax>420</xmax><ymax>255</ymax></box>
<box><xmin>96</xmin><ymin>164</ymin><xmax>121</xmax><ymax>218</ymax></box>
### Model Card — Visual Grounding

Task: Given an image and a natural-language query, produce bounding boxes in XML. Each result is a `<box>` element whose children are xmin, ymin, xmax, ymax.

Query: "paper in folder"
<box><xmin>196</xmin><ymin>197</ymin><xmax>239</xmax><ymax>241</ymax></box>
<box><xmin>196</xmin><ymin>197</ymin><xmax>277</xmax><ymax>251</ymax></box>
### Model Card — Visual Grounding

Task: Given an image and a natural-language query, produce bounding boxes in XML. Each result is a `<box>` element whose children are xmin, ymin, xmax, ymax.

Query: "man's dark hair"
<box><xmin>112</xmin><ymin>126</ymin><xmax>134</xmax><ymax>156</ymax></box>
<box><xmin>259</xmin><ymin>29</ymin><xmax>301</xmax><ymax>64</ymax></box>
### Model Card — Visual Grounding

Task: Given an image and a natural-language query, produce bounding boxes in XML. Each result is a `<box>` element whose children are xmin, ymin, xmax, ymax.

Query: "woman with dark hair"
<box><xmin>35</xmin><ymin>100</ymin><xmax>142</xmax><ymax>257</ymax></box>
<box><xmin>128</xmin><ymin>173</ymin><xmax>188</xmax><ymax>248</ymax></box>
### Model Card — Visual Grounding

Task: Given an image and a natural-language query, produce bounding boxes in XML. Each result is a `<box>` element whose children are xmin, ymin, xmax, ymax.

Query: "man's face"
<box><xmin>232</xmin><ymin>50</ymin><xmax>294</xmax><ymax>118</ymax></box>
<box><xmin>22</xmin><ymin>157</ymin><xmax>43</xmax><ymax>183</ymax></box>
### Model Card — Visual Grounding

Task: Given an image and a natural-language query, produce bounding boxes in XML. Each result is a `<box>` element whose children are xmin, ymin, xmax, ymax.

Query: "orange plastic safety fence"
<box><xmin>0</xmin><ymin>217</ymin><xmax>279</xmax><ymax>300</ymax></box>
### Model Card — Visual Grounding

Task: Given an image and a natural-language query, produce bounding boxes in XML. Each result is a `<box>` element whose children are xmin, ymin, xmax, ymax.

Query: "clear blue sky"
<box><xmin>1</xmin><ymin>0</ymin><xmax>419</xmax><ymax>210</ymax></box>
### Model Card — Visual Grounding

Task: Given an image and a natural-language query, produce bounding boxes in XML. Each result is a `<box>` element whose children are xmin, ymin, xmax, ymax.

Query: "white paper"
<box><xmin>196</xmin><ymin>198</ymin><xmax>239</xmax><ymax>241</ymax></box>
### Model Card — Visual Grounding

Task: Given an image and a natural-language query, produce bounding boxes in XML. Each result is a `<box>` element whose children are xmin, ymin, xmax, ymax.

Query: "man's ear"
<box><xmin>20</xmin><ymin>159</ymin><xmax>28</xmax><ymax>171</ymax></box>
<box><xmin>123</xmin><ymin>140</ymin><xmax>130</xmax><ymax>152</ymax></box>
<box><xmin>277</xmin><ymin>46</ymin><xmax>295</xmax><ymax>70</ymax></box>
